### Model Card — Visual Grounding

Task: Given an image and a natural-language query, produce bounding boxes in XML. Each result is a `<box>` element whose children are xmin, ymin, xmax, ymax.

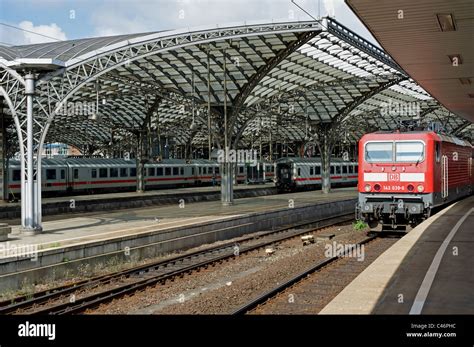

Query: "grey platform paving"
<box><xmin>4</xmin><ymin>187</ymin><xmax>355</xmax><ymax>249</ymax></box>
<box><xmin>0</xmin><ymin>183</ymin><xmax>277</xmax><ymax>220</ymax></box>
<box><xmin>0</xmin><ymin>183</ymin><xmax>274</xmax><ymax>207</ymax></box>
<box><xmin>320</xmin><ymin>195</ymin><xmax>474</xmax><ymax>314</ymax></box>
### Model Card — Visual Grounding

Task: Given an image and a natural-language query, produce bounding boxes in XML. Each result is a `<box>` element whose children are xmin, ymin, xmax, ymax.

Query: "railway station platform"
<box><xmin>0</xmin><ymin>183</ymin><xmax>276</xmax><ymax>221</ymax></box>
<box><xmin>0</xmin><ymin>187</ymin><xmax>357</xmax><ymax>292</ymax></box>
<box><xmin>320</xmin><ymin>194</ymin><xmax>474</xmax><ymax>314</ymax></box>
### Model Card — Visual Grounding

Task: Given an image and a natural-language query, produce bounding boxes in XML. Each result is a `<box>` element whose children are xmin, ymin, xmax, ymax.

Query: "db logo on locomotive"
<box><xmin>388</xmin><ymin>173</ymin><xmax>400</xmax><ymax>181</ymax></box>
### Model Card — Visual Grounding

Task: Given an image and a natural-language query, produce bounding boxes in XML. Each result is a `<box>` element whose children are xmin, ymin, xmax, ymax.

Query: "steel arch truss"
<box><xmin>0</xmin><ymin>20</ymin><xmax>324</xmax><ymax>230</ymax></box>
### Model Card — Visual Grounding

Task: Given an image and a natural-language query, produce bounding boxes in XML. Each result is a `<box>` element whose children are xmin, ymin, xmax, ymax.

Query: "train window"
<box><xmin>91</xmin><ymin>169</ymin><xmax>97</xmax><ymax>178</ymax></box>
<box><xmin>12</xmin><ymin>170</ymin><xmax>21</xmax><ymax>181</ymax></box>
<box><xmin>297</xmin><ymin>168</ymin><xmax>301</xmax><ymax>176</ymax></box>
<box><xmin>99</xmin><ymin>168</ymin><xmax>108</xmax><ymax>178</ymax></box>
<box><xmin>239</xmin><ymin>166</ymin><xmax>244</xmax><ymax>174</ymax></box>
<box><xmin>395</xmin><ymin>141</ymin><xmax>424</xmax><ymax>162</ymax></box>
<box><xmin>315</xmin><ymin>166</ymin><xmax>321</xmax><ymax>175</ymax></box>
<box><xmin>215</xmin><ymin>167</ymin><xmax>219</xmax><ymax>174</ymax></box>
<box><xmin>198</xmin><ymin>167</ymin><xmax>202</xmax><ymax>174</ymax></box>
<box><xmin>130</xmin><ymin>168</ymin><xmax>137</xmax><ymax>177</ymax></box>
<box><xmin>191</xmin><ymin>168</ymin><xmax>195</xmax><ymax>175</ymax></box>
<box><xmin>180</xmin><ymin>167</ymin><xmax>184</xmax><ymax>175</ymax></box>
<box><xmin>148</xmin><ymin>167</ymin><xmax>155</xmax><ymax>176</ymax></box>
<box><xmin>46</xmin><ymin>169</ymin><xmax>56</xmax><ymax>180</ymax></box>
<box><xmin>173</xmin><ymin>167</ymin><xmax>179</xmax><ymax>176</ymax></box>
<box><xmin>310</xmin><ymin>167</ymin><xmax>314</xmax><ymax>175</ymax></box>
<box><xmin>355</xmin><ymin>165</ymin><xmax>358</xmax><ymax>173</ymax></box>
<box><xmin>157</xmin><ymin>167</ymin><xmax>163</xmax><ymax>176</ymax></box>
<box><xmin>120</xmin><ymin>168</ymin><xmax>128</xmax><ymax>177</ymax></box>
<box><xmin>342</xmin><ymin>166</ymin><xmax>347</xmax><ymax>174</ymax></box>
<box><xmin>330</xmin><ymin>166</ymin><xmax>334</xmax><ymax>174</ymax></box>
<box><xmin>74</xmin><ymin>169</ymin><xmax>79</xmax><ymax>179</ymax></box>
<box><xmin>348</xmin><ymin>166</ymin><xmax>353</xmax><ymax>174</ymax></box>
<box><xmin>165</xmin><ymin>167</ymin><xmax>171</xmax><ymax>176</ymax></box>
<box><xmin>110</xmin><ymin>168</ymin><xmax>118</xmax><ymax>178</ymax></box>
<box><xmin>61</xmin><ymin>169</ymin><xmax>65</xmax><ymax>179</ymax></box>
<box><xmin>336</xmin><ymin>165</ymin><xmax>341</xmax><ymax>174</ymax></box>
<box><xmin>203</xmin><ymin>167</ymin><xmax>207</xmax><ymax>174</ymax></box>
<box><xmin>365</xmin><ymin>142</ymin><xmax>393</xmax><ymax>162</ymax></box>
<box><xmin>435</xmin><ymin>142</ymin><xmax>441</xmax><ymax>163</ymax></box>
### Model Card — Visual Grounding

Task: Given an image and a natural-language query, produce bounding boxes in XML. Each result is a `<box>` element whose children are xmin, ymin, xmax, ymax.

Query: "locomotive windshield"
<box><xmin>395</xmin><ymin>142</ymin><xmax>424</xmax><ymax>162</ymax></box>
<box><xmin>365</xmin><ymin>142</ymin><xmax>392</xmax><ymax>162</ymax></box>
<box><xmin>365</xmin><ymin>141</ymin><xmax>424</xmax><ymax>163</ymax></box>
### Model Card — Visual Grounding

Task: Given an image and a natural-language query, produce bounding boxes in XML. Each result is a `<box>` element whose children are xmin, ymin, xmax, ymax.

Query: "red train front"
<box><xmin>357</xmin><ymin>130</ymin><xmax>473</xmax><ymax>230</ymax></box>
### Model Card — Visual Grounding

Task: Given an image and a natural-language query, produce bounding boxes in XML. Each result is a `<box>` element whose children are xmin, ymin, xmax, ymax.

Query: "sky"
<box><xmin>0</xmin><ymin>0</ymin><xmax>378</xmax><ymax>46</ymax></box>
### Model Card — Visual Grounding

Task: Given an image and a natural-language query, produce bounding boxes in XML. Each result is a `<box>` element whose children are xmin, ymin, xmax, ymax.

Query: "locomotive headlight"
<box><xmin>417</xmin><ymin>185</ymin><xmax>424</xmax><ymax>192</ymax></box>
<box><xmin>364</xmin><ymin>184</ymin><xmax>371</xmax><ymax>192</ymax></box>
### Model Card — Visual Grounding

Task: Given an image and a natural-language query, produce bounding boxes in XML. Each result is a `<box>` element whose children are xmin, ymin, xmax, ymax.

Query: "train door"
<box><xmin>238</xmin><ymin>164</ymin><xmax>245</xmax><ymax>183</ymax></box>
<box><xmin>441</xmin><ymin>155</ymin><xmax>449</xmax><ymax>199</ymax></box>
<box><xmin>59</xmin><ymin>167</ymin><xmax>66</xmax><ymax>192</ymax></box>
<box><xmin>44</xmin><ymin>168</ymin><xmax>56</xmax><ymax>190</ymax></box>
<box><xmin>342</xmin><ymin>164</ymin><xmax>348</xmax><ymax>182</ymax></box>
<box><xmin>87</xmin><ymin>167</ymin><xmax>93</xmax><ymax>188</ymax></box>
<box><xmin>246</xmin><ymin>163</ymin><xmax>261</xmax><ymax>183</ymax></box>
<box><xmin>70</xmin><ymin>167</ymin><xmax>80</xmax><ymax>192</ymax></box>
<box><xmin>315</xmin><ymin>164</ymin><xmax>321</xmax><ymax>185</ymax></box>
<box><xmin>65</xmin><ymin>164</ymin><xmax>73</xmax><ymax>192</ymax></box>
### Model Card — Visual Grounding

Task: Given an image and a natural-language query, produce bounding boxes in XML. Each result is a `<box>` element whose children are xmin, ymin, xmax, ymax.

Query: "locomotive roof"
<box><xmin>363</xmin><ymin>131</ymin><xmax>472</xmax><ymax>147</ymax></box>
<box><xmin>436</xmin><ymin>134</ymin><xmax>472</xmax><ymax>147</ymax></box>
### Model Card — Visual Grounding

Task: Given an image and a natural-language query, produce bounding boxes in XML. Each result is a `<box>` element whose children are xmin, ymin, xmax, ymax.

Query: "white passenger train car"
<box><xmin>6</xmin><ymin>158</ymin><xmax>270</xmax><ymax>198</ymax></box>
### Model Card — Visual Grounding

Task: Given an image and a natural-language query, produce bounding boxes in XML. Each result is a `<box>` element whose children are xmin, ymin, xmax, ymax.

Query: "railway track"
<box><xmin>231</xmin><ymin>235</ymin><xmax>398</xmax><ymax>315</ymax></box>
<box><xmin>0</xmin><ymin>213</ymin><xmax>354</xmax><ymax>315</ymax></box>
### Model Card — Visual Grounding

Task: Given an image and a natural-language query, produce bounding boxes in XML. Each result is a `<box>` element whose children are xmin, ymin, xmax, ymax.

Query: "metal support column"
<box><xmin>269</xmin><ymin>130</ymin><xmax>273</xmax><ymax>161</ymax></box>
<box><xmin>320</xmin><ymin>127</ymin><xmax>332</xmax><ymax>194</ymax></box>
<box><xmin>136</xmin><ymin>130</ymin><xmax>147</xmax><ymax>193</ymax></box>
<box><xmin>221</xmin><ymin>48</ymin><xmax>233</xmax><ymax>206</ymax></box>
<box><xmin>207</xmin><ymin>47</ymin><xmax>212</xmax><ymax>160</ymax></box>
<box><xmin>0</xmin><ymin>111</ymin><xmax>5</xmax><ymax>201</ymax></box>
<box><xmin>21</xmin><ymin>73</ymin><xmax>41</xmax><ymax>233</ymax></box>
<box><xmin>156</xmin><ymin>115</ymin><xmax>162</xmax><ymax>160</ymax></box>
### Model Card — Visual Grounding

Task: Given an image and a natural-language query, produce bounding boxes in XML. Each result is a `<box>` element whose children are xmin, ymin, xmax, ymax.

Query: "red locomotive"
<box><xmin>357</xmin><ymin>130</ymin><xmax>473</xmax><ymax>230</ymax></box>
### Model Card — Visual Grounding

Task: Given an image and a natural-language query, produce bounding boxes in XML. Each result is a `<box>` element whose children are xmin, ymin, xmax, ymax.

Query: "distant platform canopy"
<box><xmin>0</xmin><ymin>17</ymin><xmax>471</xmax><ymax>154</ymax></box>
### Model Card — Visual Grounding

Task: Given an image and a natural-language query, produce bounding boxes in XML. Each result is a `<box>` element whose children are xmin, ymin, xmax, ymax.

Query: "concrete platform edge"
<box><xmin>319</xmin><ymin>201</ymin><xmax>459</xmax><ymax>315</ymax></box>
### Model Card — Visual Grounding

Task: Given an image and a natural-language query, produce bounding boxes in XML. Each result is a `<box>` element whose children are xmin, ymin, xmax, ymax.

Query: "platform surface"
<box><xmin>320</xmin><ymin>195</ymin><xmax>474</xmax><ymax>314</ymax></box>
<box><xmin>1</xmin><ymin>187</ymin><xmax>357</xmax><ymax>254</ymax></box>
<box><xmin>0</xmin><ymin>182</ymin><xmax>274</xmax><ymax>208</ymax></box>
